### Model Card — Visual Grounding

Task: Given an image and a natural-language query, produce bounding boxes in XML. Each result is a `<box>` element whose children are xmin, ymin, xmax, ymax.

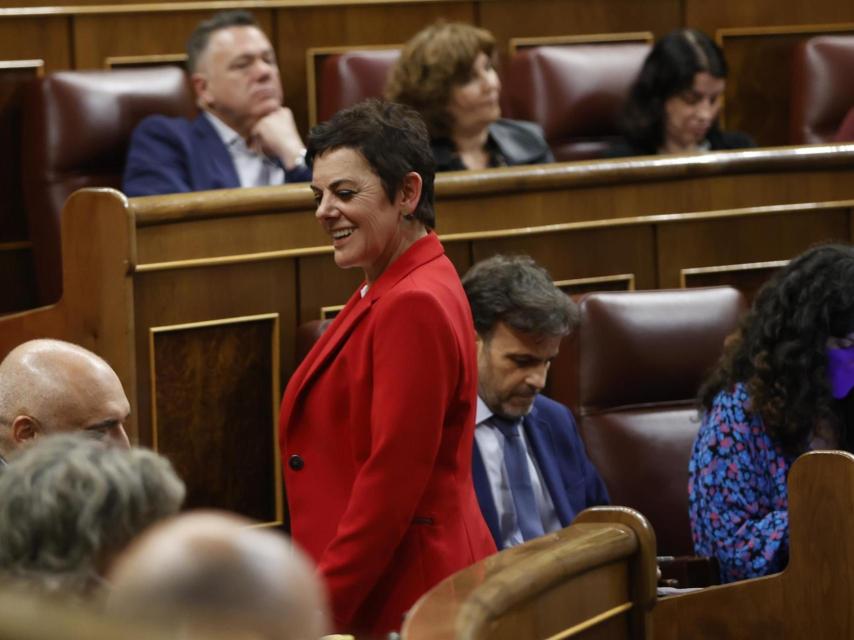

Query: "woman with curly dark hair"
<box><xmin>689</xmin><ymin>244</ymin><xmax>854</xmax><ymax>583</ymax></box>
<box><xmin>610</xmin><ymin>28</ymin><xmax>753</xmax><ymax>157</ymax></box>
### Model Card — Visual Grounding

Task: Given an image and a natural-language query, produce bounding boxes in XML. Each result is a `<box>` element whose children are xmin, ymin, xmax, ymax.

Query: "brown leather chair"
<box><xmin>554</xmin><ymin>287</ymin><xmax>746</xmax><ymax>562</ymax></box>
<box><xmin>22</xmin><ymin>66</ymin><xmax>195</xmax><ymax>305</ymax></box>
<box><xmin>503</xmin><ymin>43</ymin><xmax>650</xmax><ymax>161</ymax></box>
<box><xmin>314</xmin><ymin>48</ymin><xmax>400</xmax><ymax>125</ymax></box>
<box><xmin>790</xmin><ymin>35</ymin><xmax>854</xmax><ymax>144</ymax></box>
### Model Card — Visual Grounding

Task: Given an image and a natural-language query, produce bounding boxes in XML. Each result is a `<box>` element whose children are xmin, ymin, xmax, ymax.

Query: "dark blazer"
<box><xmin>280</xmin><ymin>233</ymin><xmax>496</xmax><ymax>635</ymax></box>
<box><xmin>122</xmin><ymin>113</ymin><xmax>311</xmax><ymax>196</ymax></box>
<box><xmin>607</xmin><ymin>127</ymin><xmax>755</xmax><ymax>158</ymax></box>
<box><xmin>472</xmin><ymin>394</ymin><xmax>609</xmax><ymax>549</ymax></box>
<box><xmin>432</xmin><ymin>118</ymin><xmax>554</xmax><ymax>171</ymax></box>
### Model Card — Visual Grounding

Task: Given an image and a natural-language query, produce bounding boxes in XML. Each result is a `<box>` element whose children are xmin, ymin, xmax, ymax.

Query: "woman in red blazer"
<box><xmin>279</xmin><ymin>99</ymin><xmax>496</xmax><ymax>635</ymax></box>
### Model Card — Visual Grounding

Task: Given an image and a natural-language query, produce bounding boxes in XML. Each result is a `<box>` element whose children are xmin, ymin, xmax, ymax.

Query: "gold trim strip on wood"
<box><xmin>509</xmin><ymin>31</ymin><xmax>653</xmax><ymax>55</ymax></box>
<box><xmin>0</xmin><ymin>0</ymin><xmax>451</xmax><ymax>18</ymax></box>
<box><xmin>542</xmin><ymin>601</ymin><xmax>633</xmax><ymax>640</ymax></box>
<box><xmin>717</xmin><ymin>22</ymin><xmax>854</xmax><ymax>43</ymax></box>
<box><xmin>105</xmin><ymin>53</ymin><xmax>187</xmax><ymax>69</ymax></box>
<box><xmin>148</xmin><ymin>312</ymin><xmax>283</xmax><ymax>527</ymax></box>
<box><xmin>134</xmin><ymin>200</ymin><xmax>854</xmax><ymax>273</ymax></box>
<box><xmin>0</xmin><ymin>59</ymin><xmax>44</xmax><ymax>77</ymax></box>
<box><xmin>320</xmin><ymin>304</ymin><xmax>345</xmax><ymax>320</ymax></box>
<box><xmin>0</xmin><ymin>240</ymin><xmax>33</xmax><ymax>251</ymax></box>
<box><xmin>554</xmin><ymin>273</ymin><xmax>636</xmax><ymax>291</ymax></box>
<box><xmin>306</xmin><ymin>43</ymin><xmax>401</xmax><ymax>127</ymax></box>
<box><xmin>678</xmin><ymin>259</ymin><xmax>789</xmax><ymax>288</ymax></box>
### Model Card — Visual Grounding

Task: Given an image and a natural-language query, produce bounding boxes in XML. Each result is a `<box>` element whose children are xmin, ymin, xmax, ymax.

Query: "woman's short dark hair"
<box><xmin>621</xmin><ymin>29</ymin><xmax>727</xmax><ymax>153</ymax></box>
<box><xmin>462</xmin><ymin>254</ymin><xmax>578</xmax><ymax>339</ymax></box>
<box><xmin>699</xmin><ymin>243</ymin><xmax>854</xmax><ymax>455</ymax></box>
<box><xmin>386</xmin><ymin>21</ymin><xmax>495</xmax><ymax>139</ymax></box>
<box><xmin>306</xmin><ymin>99</ymin><xmax>436</xmax><ymax>228</ymax></box>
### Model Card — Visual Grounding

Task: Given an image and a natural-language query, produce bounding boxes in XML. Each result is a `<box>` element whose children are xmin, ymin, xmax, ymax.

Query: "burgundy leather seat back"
<box><xmin>22</xmin><ymin>67</ymin><xmax>195</xmax><ymax>305</ymax></box>
<box><xmin>565</xmin><ymin>287</ymin><xmax>746</xmax><ymax>556</ymax></box>
<box><xmin>504</xmin><ymin>43</ymin><xmax>650</xmax><ymax>161</ymax></box>
<box><xmin>316</xmin><ymin>49</ymin><xmax>401</xmax><ymax>124</ymax></box>
<box><xmin>790</xmin><ymin>35</ymin><xmax>854</xmax><ymax>144</ymax></box>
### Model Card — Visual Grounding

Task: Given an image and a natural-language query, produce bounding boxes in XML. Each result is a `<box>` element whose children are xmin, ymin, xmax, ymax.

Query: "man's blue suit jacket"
<box><xmin>122</xmin><ymin>114</ymin><xmax>311</xmax><ymax>197</ymax></box>
<box><xmin>472</xmin><ymin>394</ymin><xmax>610</xmax><ymax>549</ymax></box>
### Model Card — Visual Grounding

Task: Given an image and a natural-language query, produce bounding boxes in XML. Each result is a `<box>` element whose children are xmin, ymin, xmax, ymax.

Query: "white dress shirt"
<box><xmin>474</xmin><ymin>396</ymin><xmax>561</xmax><ymax>548</ymax></box>
<box><xmin>204</xmin><ymin>112</ymin><xmax>285</xmax><ymax>187</ymax></box>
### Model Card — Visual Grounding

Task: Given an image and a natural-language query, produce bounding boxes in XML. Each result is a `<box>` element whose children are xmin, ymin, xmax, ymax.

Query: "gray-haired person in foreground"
<box><xmin>0</xmin><ymin>433</ymin><xmax>185</xmax><ymax>595</ymax></box>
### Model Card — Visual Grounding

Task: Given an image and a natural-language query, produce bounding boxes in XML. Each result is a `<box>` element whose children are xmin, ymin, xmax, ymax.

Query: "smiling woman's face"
<box><xmin>310</xmin><ymin>147</ymin><xmax>407</xmax><ymax>284</ymax></box>
<box><xmin>663</xmin><ymin>71</ymin><xmax>725</xmax><ymax>152</ymax></box>
<box><xmin>447</xmin><ymin>51</ymin><xmax>502</xmax><ymax>136</ymax></box>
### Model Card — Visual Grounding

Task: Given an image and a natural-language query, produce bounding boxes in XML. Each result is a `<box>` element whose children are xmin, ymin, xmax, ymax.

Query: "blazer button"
<box><xmin>288</xmin><ymin>454</ymin><xmax>304</xmax><ymax>471</ymax></box>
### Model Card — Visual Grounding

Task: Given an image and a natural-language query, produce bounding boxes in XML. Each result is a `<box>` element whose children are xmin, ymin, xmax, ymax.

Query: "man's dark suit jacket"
<box><xmin>122</xmin><ymin>113</ymin><xmax>311</xmax><ymax>197</ymax></box>
<box><xmin>472</xmin><ymin>394</ymin><xmax>610</xmax><ymax>549</ymax></box>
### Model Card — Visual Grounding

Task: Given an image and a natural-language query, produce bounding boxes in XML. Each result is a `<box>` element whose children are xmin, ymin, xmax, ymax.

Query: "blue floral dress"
<box><xmin>688</xmin><ymin>383</ymin><xmax>796</xmax><ymax>582</ymax></box>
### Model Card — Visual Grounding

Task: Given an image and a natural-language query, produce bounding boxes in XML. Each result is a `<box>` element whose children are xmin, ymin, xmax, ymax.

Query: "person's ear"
<box><xmin>191</xmin><ymin>72</ymin><xmax>212</xmax><ymax>109</ymax></box>
<box><xmin>10</xmin><ymin>415</ymin><xmax>39</xmax><ymax>444</ymax></box>
<box><xmin>398</xmin><ymin>171</ymin><xmax>423</xmax><ymax>218</ymax></box>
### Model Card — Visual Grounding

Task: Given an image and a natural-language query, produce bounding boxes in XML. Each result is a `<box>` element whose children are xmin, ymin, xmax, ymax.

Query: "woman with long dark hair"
<box><xmin>689</xmin><ymin>244</ymin><xmax>854</xmax><ymax>582</ymax></box>
<box><xmin>611</xmin><ymin>29</ymin><xmax>753</xmax><ymax>157</ymax></box>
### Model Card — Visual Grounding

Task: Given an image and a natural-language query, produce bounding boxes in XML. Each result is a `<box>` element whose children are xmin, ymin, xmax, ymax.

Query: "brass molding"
<box><xmin>0</xmin><ymin>59</ymin><xmax>44</xmax><ymax>76</ymax></box>
<box><xmin>679</xmin><ymin>259</ymin><xmax>789</xmax><ymax>288</ymax></box>
<box><xmin>542</xmin><ymin>602</ymin><xmax>633</xmax><ymax>640</ymax></box>
<box><xmin>0</xmin><ymin>241</ymin><xmax>33</xmax><ymax>252</ymax></box>
<box><xmin>319</xmin><ymin>304</ymin><xmax>344</xmax><ymax>320</ymax></box>
<box><xmin>148</xmin><ymin>312</ymin><xmax>283</xmax><ymax>527</ymax></box>
<box><xmin>105</xmin><ymin>52</ymin><xmax>187</xmax><ymax>69</ymax></box>
<box><xmin>554</xmin><ymin>273</ymin><xmax>636</xmax><ymax>292</ymax></box>
<box><xmin>509</xmin><ymin>31</ymin><xmax>653</xmax><ymax>56</ymax></box>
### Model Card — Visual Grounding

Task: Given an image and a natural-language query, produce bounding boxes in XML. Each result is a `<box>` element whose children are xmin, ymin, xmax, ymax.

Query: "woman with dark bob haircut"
<box><xmin>689</xmin><ymin>243</ymin><xmax>854</xmax><ymax>583</ymax></box>
<box><xmin>386</xmin><ymin>21</ymin><xmax>552</xmax><ymax>171</ymax></box>
<box><xmin>611</xmin><ymin>28</ymin><xmax>753</xmax><ymax>156</ymax></box>
<box><xmin>278</xmin><ymin>99</ymin><xmax>495</xmax><ymax>636</ymax></box>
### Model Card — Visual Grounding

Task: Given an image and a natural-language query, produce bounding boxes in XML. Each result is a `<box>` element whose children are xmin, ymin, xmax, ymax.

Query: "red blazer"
<box><xmin>279</xmin><ymin>233</ymin><xmax>496</xmax><ymax>635</ymax></box>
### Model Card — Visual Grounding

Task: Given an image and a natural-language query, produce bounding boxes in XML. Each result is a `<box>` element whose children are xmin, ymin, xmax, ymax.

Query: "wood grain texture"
<box><xmin>403</xmin><ymin>507</ymin><xmax>656</xmax><ymax>640</ymax></box>
<box><xmin>150</xmin><ymin>316</ymin><xmax>280</xmax><ymax>522</ymax></box>
<box><xmin>652</xmin><ymin>451</ymin><xmax>854</xmax><ymax>639</ymax></box>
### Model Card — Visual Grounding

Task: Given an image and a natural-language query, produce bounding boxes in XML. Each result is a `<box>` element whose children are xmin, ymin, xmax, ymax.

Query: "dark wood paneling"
<box><xmin>721</xmin><ymin>28</ymin><xmax>854</xmax><ymax>147</ymax></box>
<box><xmin>275</xmin><ymin>2</ymin><xmax>475</xmax><ymax>135</ymax></box>
<box><xmin>682</xmin><ymin>261</ymin><xmax>785</xmax><ymax>304</ymax></box>
<box><xmin>72</xmin><ymin>11</ymin><xmax>275</xmax><ymax>69</ymax></box>
<box><xmin>687</xmin><ymin>0</ymin><xmax>854</xmax><ymax>31</ymax></box>
<box><xmin>481</xmin><ymin>0</ymin><xmax>680</xmax><ymax>60</ymax></box>
<box><xmin>296</xmin><ymin>252</ymin><xmax>362</xmax><ymax>324</ymax></box>
<box><xmin>0</xmin><ymin>246</ymin><xmax>37</xmax><ymax>313</ymax></box>
<box><xmin>134</xmin><ymin>259</ymin><xmax>297</xmax><ymax>446</ymax></box>
<box><xmin>656</xmin><ymin>207</ymin><xmax>852</xmax><ymax>288</ymax></box>
<box><xmin>151</xmin><ymin>315</ymin><xmax>280</xmax><ymax>523</ymax></box>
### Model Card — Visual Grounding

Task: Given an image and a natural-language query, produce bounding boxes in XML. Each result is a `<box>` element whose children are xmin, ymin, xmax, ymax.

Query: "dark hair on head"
<box><xmin>386</xmin><ymin>21</ymin><xmax>496</xmax><ymax>138</ymax></box>
<box><xmin>462</xmin><ymin>254</ymin><xmax>578</xmax><ymax>338</ymax></box>
<box><xmin>186</xmin><ymin>10</ymin><xmax>259</xmax><ymax>74</ymax></box>
<box><xmin>621</xmin><ymin>28</ymin><xmax>727</xmax><ymax>154</ymax></box>
<box><xmin>699</xmin><ymin>243</ymin><xmax>854</xmax><ymax>455</ymax></box>
<box><xmin>306</xmin><ymin>98</ymin><xmax>436</xmax><ymax>228</ymax></box>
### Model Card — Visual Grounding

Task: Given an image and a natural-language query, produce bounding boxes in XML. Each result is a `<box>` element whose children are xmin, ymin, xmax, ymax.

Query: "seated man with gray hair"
<box><xmin>462</xmin><ymin>254</ymin><xmax>609</xmax><ymax>549</ymax></box>
<box><xmin>0</xmin><ymin>433</ymin><xmax>185</xmax><ymax>595</ymax></box>
<box><xmin>0</xmin><ymin>339</ymin><xmax>132</xmax><ymax>464</ymax></box>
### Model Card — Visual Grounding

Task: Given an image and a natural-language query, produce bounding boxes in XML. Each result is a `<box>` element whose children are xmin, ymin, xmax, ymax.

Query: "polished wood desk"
<box><xmin>2</xmin><ymin>147</ymin><xmax>854</xmax><ymax>521</ymax></box>
<box><xmin>402</xmin><ymin>451</ymin><xmax>854</xmax><ymax>640</ymax></box>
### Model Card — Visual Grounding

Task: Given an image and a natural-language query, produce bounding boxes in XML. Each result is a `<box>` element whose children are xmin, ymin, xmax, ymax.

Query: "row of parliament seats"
<box><xmin>15</xmin><ymin>32</ymin><xmax>854</xmax><ymax>308</ymax></box>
